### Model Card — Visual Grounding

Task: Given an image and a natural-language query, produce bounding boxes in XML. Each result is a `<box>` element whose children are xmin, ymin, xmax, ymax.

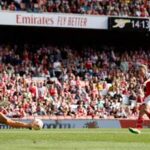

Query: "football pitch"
<box><xmin>0</xmin><ymin>129</ymin><xmax>150</xmax><ymax>150</ymax></box>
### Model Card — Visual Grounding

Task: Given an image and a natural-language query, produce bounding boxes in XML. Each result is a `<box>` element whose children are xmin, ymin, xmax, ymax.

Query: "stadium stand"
<box><xmin>0</xmin><ymin>0</ymin><xmax>149</xmax><ymax>17</ymax></box>
<box><xmin>0</xmin><ymin>43</ymin><xmax>148</xmax><ymax>119</ymax></box>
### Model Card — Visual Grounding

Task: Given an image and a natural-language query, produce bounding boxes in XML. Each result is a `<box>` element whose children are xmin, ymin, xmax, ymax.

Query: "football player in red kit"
<box><xmin>129</xmin><ymin>65</ymin><xmax>150</xmax><ymax>134</ymax></box>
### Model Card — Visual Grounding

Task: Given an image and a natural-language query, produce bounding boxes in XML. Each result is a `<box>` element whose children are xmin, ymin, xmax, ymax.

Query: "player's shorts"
<box><xmin>144</xmin><ymin>95</ymin><xmax>150</xmax><ymax>106</ymax></box>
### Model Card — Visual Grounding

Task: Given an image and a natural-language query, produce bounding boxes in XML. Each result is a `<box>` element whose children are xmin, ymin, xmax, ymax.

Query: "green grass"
<box><xmin>0</xmin><ymin>129</ymin><xmax>150</xmax><ymax>150</ymax></box>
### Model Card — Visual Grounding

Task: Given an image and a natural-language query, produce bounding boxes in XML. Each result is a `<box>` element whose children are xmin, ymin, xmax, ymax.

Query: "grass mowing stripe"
<box><xmin>0</xmin><ymin>129</ymin><xmax>150</xmax><ymax>150</ymax></box>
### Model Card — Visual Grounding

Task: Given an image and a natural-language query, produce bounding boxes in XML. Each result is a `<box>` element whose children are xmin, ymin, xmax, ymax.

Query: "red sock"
<box><xmin>136</xmin><ymin>117</ymin><xmax>143</xmax><ymax>129</ymax></box>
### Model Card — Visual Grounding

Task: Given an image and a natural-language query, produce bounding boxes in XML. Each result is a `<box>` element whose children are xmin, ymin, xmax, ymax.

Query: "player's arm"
<box><xmin>0</xmin><ymin>112</ymin><xmax>42</xmax><ymax>130</ymax></box>
<box><xmin>0</xmin><ymin>112</ymin><xmax>32</xmax><ymax>129</ymax></box>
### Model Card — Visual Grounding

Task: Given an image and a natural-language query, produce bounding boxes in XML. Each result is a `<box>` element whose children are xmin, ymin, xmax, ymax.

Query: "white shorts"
<box><xmin>144</xmin><ymin>95</ymin><xmax>150</xmax><ymax>106</ymax></box>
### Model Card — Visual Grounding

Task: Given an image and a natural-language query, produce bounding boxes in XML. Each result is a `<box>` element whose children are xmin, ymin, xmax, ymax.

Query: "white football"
<box><xmin>32</xmin><ymin>118</ymin><xmax>43</xmax><ymax>130</ymax></box>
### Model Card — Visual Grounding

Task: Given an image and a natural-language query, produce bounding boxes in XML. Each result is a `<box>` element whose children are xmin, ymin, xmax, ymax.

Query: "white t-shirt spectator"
<box><xmin>53</xmin><ymin>61</ymin><xmax>61</xmax><ymax>71</ymax></box>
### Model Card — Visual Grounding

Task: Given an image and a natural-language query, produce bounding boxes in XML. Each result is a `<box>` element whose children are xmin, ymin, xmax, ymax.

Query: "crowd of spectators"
<box><xmin>0</xmin><ymin>0</ymin><xmax>150</xmax><ymax>17</ymax></box>
<box><xmin>0</xmin><ymin>44</ymin><xmax>149</xmax><ymax>119</ymax></box>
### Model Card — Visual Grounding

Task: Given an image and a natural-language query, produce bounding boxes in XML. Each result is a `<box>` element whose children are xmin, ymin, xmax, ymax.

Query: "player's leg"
<box><xmin>0</xmin><ymin>112</ymin><xmax>32</xmax><ymax>129</ymax></box>
<box><xmin>129</xmin><ymin>104</ymin><xmax>145</xmax><ymax>134</ymax></box>
<box><xmin>129</xmin><ymin>101</ymin><xmax>150</xmax><ymax>134</ymax></box>
<box><xmin>136</xmin><ymin>103</ymin><xmax>146</xmax><ymax>128</ymax></box>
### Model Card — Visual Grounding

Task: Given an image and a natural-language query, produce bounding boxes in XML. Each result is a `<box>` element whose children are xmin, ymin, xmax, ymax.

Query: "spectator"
<box><xmin>0</xmin><ymin>43</ymin><xmax>150</xmax><ymax>119</ymax></box>
<box><xmin>0</xmin><ymin>0</ymin><xmax>149</xmax><ymax>17</ymax></box>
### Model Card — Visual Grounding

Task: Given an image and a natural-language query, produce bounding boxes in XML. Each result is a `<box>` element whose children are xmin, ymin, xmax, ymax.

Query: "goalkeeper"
<box><xmin>0</xmin><ymin>112</ymin><xmax>39</xmax><ymax>129</ymax></box>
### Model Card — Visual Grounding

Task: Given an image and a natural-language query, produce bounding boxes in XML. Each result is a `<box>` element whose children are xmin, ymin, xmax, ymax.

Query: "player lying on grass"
<box><xmin>0</xmin><ymin>112</ymin><xmax>39</xmax><ymax>129</ymax></box>
<box><xmin>129</xmin><ymin>64</ymin><xmax>150</xmax><ymax>134</ymax></box>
